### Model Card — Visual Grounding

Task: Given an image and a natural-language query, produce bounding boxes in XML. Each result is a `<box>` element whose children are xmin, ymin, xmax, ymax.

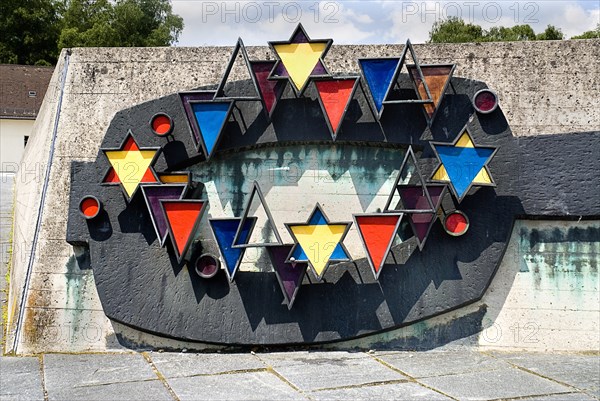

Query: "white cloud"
<box><xmin>171</xmin><ymin>1</ymin><xmax>600</xmax><ymax>46</ymax></box>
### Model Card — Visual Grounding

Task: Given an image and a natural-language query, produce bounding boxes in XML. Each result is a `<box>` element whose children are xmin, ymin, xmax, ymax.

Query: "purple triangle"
<box><xmin>399</xmin><ymin>185</ymin><xmax>445</xmax><ymax>211</ymax></box>
<box><xmin>410</xmin><ymin>213</ymin><xmax>435</xmax><ymax>241</ymax></box>
<box><xmin>290</xmin><ymin>29</ymin><xmax>309</xmax><ymax>43</ymax></box>
<box><xmin>142</xmin><ymin>185</ymin><xmax>186</xmax><ymax>243</ymax></box>
<box><xmin>267</xmin><ymin>245</ymin><xmax>306</xmax><ymax>308</ymax></box>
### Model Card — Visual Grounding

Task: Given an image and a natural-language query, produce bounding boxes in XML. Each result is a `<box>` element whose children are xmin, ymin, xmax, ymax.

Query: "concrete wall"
<box><xmin>4</xmin><ymin>39</ymin><xmax>600</xmax><ymax>354</ymax></box>
<box><xmin>0</xmin><ymin>119</ymin><xmax>32</xmax><ymax>172</ymax></box>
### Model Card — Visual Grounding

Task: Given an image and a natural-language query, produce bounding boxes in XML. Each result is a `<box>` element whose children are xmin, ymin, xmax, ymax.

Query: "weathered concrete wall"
<box><xmin>5</xmin><ymin>39</ymin><xmax>600</xmax><ymax>354</ymax></box>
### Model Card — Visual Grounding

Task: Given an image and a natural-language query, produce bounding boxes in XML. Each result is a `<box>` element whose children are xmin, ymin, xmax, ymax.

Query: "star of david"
<box><xmin>268</xmin><ymin>23</ymin><xmax>332</xmax><ymax>95</ymax></box>
<box><xmin>284</xmin><ymin>203</ymin><xmax>351</xmax><ymax>281</ymax></box>
<box><xmin>430</xmin><ymin>127</ymin><xmax>497</xmax><ymax>202</ymax></box>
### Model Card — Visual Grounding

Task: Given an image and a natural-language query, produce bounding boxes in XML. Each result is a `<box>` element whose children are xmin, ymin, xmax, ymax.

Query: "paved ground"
<box><xmin>0</xmin><ymin>173</ymin><xmax>15</xmax><ymax>348</ymax></box>
<box><xmin>1</xmin><ymin>350</ymin><xmax>598</xmax><ymax>400</ymax></box>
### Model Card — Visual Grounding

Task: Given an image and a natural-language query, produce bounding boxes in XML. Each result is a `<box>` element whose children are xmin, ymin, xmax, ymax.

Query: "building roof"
<box><xmin>0</xmin><ymin>64</ymin><xmax>54</xmax><ymax>119</ymax></box>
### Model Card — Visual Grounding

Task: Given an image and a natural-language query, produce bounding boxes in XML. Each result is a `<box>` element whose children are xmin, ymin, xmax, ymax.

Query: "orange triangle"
<box><xmin>103</xmin><ymin>167</ymin><xmax>120</xmax><ymax>183</ymax></box>
<box><xmin>315</xmin><ymin>79</ymin><xmax>356</xmax><ymax>135</ymax></box>
<box><xmin>408</xmin><ymin>65</ymin><xmax>453</xmax><ymax>117</ymax></box>
<box><xmin>140</xmin><ymin>168</ymin><xmax>158</xmax><ymax>183</ymax></box>
<box><xmin>355</xmin><ymin>215</ymin><xmax>401</xmax><ymax>274</ymax></box>
<box><xmin>163</xmin><ymin>201</ymin><xmax>205</xmax><ymax>258</ymax></box>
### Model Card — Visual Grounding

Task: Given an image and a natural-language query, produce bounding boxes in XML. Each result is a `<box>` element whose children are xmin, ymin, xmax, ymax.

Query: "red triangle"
<box><xmin>251</xmin><ymin>61</ymin><xmax>284</xmax><ymax>115</ymax></box>
<box><xmin>103</xmin><ymin>167</ymin><xmax>120</xmax><ymax>183</ymax></box>
<box><xmin>163</xmin><ymin>201</ymin><xmax>205</xmax><ymax>258</ymax></box>
<box><xmin>355</xmin><ymin>215</ymin><xmax>401</xmax><ymax>274</ymax></box>
<box><xmin>315</xmin><ymin>79</ymin><xmax>356</xmax><ymax>135</ymax></box>
<box><xmin>140</xmin><ymin>168</ymin><xmax>158</xmax><ymax>183</ymax></box>
<box><xmin>122</xmin><ymin>135</ymin><xmax>139</xmax><ymax>151</ymax></box>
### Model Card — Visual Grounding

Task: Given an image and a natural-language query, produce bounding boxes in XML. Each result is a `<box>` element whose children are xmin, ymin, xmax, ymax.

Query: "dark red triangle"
<box><xmin>251</xmin><ymin>61</ymin><xmax>285</xmax><ymax>115</ymax></box>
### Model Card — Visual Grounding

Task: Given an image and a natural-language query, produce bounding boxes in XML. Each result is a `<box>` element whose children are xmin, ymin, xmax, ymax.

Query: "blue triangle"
<box><xmin>436</xmin><ymin>146</ymin><xmax>494</xmax><ymax>198</ymax></box>
<box><xmin>330</xmin><ymin>242</ymin><xmax>349</xmax><ymax>260</ymax></box>
<box><xmin>191</xmin><ymin>102</ymin><xmax>231</xmax><ymax>156</ymax></box>
<box><xmin>359</xmin><ymin>59</ymin><xmax>399</xmax><ymax>112</ymax></box>
<box><xmin>290</xmin><ymin>244</ymin><xmax>308</xmax><ymax>261</ymax></box>
<box><xmin>307</xmin><ymin>209</ymin><xmax>328</xmax><ymax>225</ymax></box>
<box><xmin>210</xmin><ymin>218</ymin><xmax>254</xmax><ymax>277</ymax></box>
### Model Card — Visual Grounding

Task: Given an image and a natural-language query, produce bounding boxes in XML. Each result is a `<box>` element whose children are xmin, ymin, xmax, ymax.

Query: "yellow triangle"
<box><xmin>274</xmin><ymin>42</ymin><xmax>327</xmax><ymax>91</ymax></box>
<box><xmin>290</xmin><ymin>224</ymin><xmax>346</xmax><ymax>277</ymax></box>
<box><xmin>105</xmin><ymin>149</ymin><xmax>156</xmax><ymax>197</ymax></box>
<box><xmin>432</xmin><ymin>164</ymin><xmax>450</xmax><ymax>181</ymax></box>
<box><xmin>473</xmin><ymin>167</ymin><xmax>492</xmax><ymax>184</ymax></box>
<box><xmin>455</xmin><ymin>132</ymin><xmax>475</xmax><ymax>148</ymax></box>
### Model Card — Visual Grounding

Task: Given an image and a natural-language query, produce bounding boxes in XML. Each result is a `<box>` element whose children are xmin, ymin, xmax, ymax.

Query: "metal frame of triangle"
<box><xmin>353</xmin><ymin>212</ymin><xmax>404</xmax><ymax>280</ymax></box>
<box><xmin>312</xmin><ymin>76</ymin><xmax>361</xmax><ymax>141</ymax></box>
<box><xmin>383</xmin><ymin>40</ymin><xmax>434</xmax><ymax>108</ymax></box>
<box><xmin>429</xmin><ymin>125</ymin><xmax>498</xmax><ymax>203</ymax></box>
<box><xmin>214</xmin><ymin>38</ymin><xmax>262</xmax><ymax>102</ymax></box>
<box><xmin>383</xmin><ymin>146</ymin><xmax>448</xmax><ymax>251</ymax></box>
<box><xmin>232</xmin><ymin>181</ymin><xmax>283</xmax><ymax>248</ymax></box>
<box><xmin>267</xmin><ymin>23</ymin><xmax>333</xmax><ymax>96</ymax></box>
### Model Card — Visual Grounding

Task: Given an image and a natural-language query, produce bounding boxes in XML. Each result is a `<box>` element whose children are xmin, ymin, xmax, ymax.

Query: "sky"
<box><xmin>171</xmin><ymin>0</ymin><xmax>600</xmax><ymax>46</ymax></box>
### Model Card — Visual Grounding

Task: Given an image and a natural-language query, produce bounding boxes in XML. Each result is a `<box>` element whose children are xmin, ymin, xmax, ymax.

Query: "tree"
<box><xmin>0</xmin><ymin>0</ymin><xmax>183</xmax><ymax>65</ymax></box>
<box><xmin>429</xmin><ymin>19</ymin><xmax>568</xmax><ymax>43</ymax></box>
<box><xmin>58</xmin><ymin>0</ymin><xmax>184</xmax><ymax>48</ymax></box>
<box><xmin>485</xmin><ymin>25</ymin><xmax>536</xmax><ymax>42</ymax></box>
<box><xmin>429</xmin><ymin>17</ymin><xmax>484</xmax><ymax>43</ymax></box>
<box><xmin>536</xmin><ymin>25</ymin><xmax>564</xmax><ymax>40</ymax></box>
<box><xmin>572</xmin><ymin>24</ymin><xmax>600</xmax><ymax>39</ymax></box>
<box><xmin>0</xmin><ymin>0</ymin><xmax>63</xmax><ymax>65</ymax></box>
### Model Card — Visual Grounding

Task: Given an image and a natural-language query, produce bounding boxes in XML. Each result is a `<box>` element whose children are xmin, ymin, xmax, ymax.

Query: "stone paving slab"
<box><xmin>257</xmin><ymin>351</ymin><xmax>408</xmax><ymax>391</ymax></box>
<box><xmin>46</xmin><ymin>379</ymin><xmax>173</xmax><ymax>401</ymax></box>
<box><xmin>0</xmin><ymin>356</ymin><xmax>44</xmax><ymax>401</ymax></box>
<box><xmin>149</xmin><ymin>352</ymin><xmax>266</xmax><ymax>378</ymax></box>
<box><xmin>491</xmin><ymin>352</ymin><xmax>600</xmax><ymax>398</ymax></box>
<box><xmin>43</xmin><ymin>353</ymin><xmax>159</xmax><ymax>393</ymax></box>
<box><xmin>375</xmin><ymin>350</ymin><xmax>509</xmax><ymax>378</ymax></box>
<box><xmin>167</xmin><ymin>371</ymin><xmax>308</xmax><ymax>401</ymax></box>
<box><xmin>523</xmin><ymin>392</ymin><xmax>599</xmax><ymax>401</ymax></box>
<box><xmin>309</xmin><ymin>381</ymin><xmax>452</xmax><ymax>401</ymax></box>
<box><xmin>419</xmin><ymin>366</ymin><xmax>574</xmax><ymax>401</ymax></box>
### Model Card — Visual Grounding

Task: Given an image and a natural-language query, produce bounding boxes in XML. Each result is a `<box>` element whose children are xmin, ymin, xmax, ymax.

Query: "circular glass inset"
<box><xmin>473</xmin><ymin>89</ymin><xmax>498</xmax><ymax>114</ymax></box>
<box><xmin>443</xmin><ymin>211</ymin><xmax>469</xmax><ymax>236</ymax></box>
<box><xmin>79</xmin><ymin>196</ymin><xmax>101</xmax><ymax>219</ymax></box>
<box><xmin>150</xmin><ymin>113</ymin><xmax>173</xmax><ymax>136</ymax></box>
<box><xmin>195</xmin><ymin>254</ymin><xmax>220</xmax><ymax>278</ymax></box>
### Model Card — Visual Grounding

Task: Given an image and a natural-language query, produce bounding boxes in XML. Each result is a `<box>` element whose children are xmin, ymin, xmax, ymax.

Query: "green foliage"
<box><xmin>0</xmin><ymin>0</ymin><xmax>183</xmax><ymax>65</ymax></box>
<box><xmin>58</xmin><ymin>0</ymin><xmax>184</xmax><ymax>48</ymax></box>
<box><xmin>571</xmin><ymin>24</ymin><xmax>600</xmax><ymax>39</ymax></box>
<box><xmin>429</xmin><ymin>17</ymin><xmax>484</xmax><ymax>43</ymax></box>
<box><xmin>429</xmin><ymin>19</ymin><xmax>569</xmax><ymax>43</ymax></box>
<box><xmin>0</xmin><ymin>0</ymin><xmax>63</xmax><ymax>65</ymax></box>
<box><xmin>536</xmin><ymin>25</ymin><xmax>564</xmax><ymax>40</ymax></box>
